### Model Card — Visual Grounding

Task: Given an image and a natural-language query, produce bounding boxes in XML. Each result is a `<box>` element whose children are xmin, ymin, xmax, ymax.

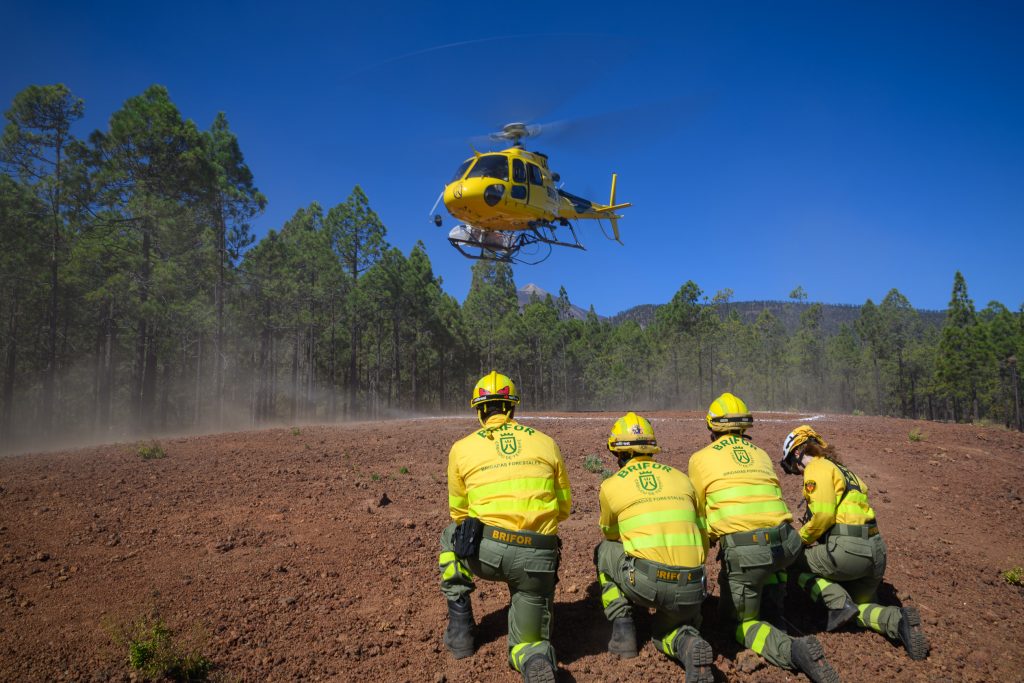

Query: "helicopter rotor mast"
<box><xmin>489</xmin><ymin>122</ymin><xmax>541</xmax><ymax>147</ymax></box>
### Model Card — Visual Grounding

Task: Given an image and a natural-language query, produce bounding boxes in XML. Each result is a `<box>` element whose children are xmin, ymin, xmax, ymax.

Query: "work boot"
<box><xmin>897</xmin><ymin>607</ymin><xmax>929</xmax><ymax>660</ymax></box>
<box><xmin>826</xmin><ymin>598</ymin><xmax>859</xmax><ymax>632</ymax></box>
<box><xmin>521</xmin><ymin>653</ymin><xmax>557</xmax><ymax>683</ymax></box>
<box><xmin>673</xmin><ymin>633</ymin><xmax>714</xmax><ymax>683</ymax></box>
<box><xmin>607</xmin><ymin>616</ymin><xmax>638</xmax><ymax>658</ymax></box>
<box><xmin>790</xmin><ymin>636</ymin><xmax>841</xmax><ymax>683</ymax></box>
<box><xmin>443</xmin><ymin>596</ymin><xmax>475</xmax><ymax>659</ymax></box>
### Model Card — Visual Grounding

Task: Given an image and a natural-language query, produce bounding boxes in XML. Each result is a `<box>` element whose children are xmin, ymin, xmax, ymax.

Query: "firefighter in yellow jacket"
<box><xmin>781</xmin><ymin>425</ymin><xmax>929</xmax><ymax>659</ymax></box>
<box><xmin>595</xmin><ymin>413</ymin><xmax>714</xmax><ymax>683</ymax></box>
<box><xmin>688</xmin><ymin>393</ymin><xmax>839</xmax><ymax>683</ymax></box>
<box><xmin>438</xmin><ymin>371</ymin><xmax>571</xmax><ymax>683</ymax></box>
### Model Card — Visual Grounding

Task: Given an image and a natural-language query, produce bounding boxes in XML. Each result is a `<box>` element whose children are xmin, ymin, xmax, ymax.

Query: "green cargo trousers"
<box><xmin>594</xmin><ymin>540</ymin><xmax>706</xmax><ymax>659</ymax></box>
<box><xmin>718</xmin><ymin>523</ymin><xmax>803</xmax><ymax>669</ymax></box>
<box><xmin>438</xmin><ymin>522</ymin><xmax>559</xmax><ymax>672</ymax></box>
<box><xmin>796</xmin><ymin>527</ymin><xmax>902</xmax><ymax>639</ymax></box>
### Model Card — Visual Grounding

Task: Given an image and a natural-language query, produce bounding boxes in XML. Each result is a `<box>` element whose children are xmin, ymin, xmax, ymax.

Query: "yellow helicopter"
<box><xmin>431</xmin><ymin>122</ymin><xmax>631</xmax><ymax>264</ymax></box>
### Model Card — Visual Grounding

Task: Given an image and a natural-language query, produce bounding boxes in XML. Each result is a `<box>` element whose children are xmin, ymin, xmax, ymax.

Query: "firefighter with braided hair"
<box><xmin>594</xmin><ymin>412</ymin><xmax>714</xmax><ymax>683</ymax></box>
<box><xmin>781</xmin><ymin>425</ymin><xmax>929</xmax><ymax>660</ymax></box>
<box><xmin>437</xmin><ymin>371</ymin><xmax>571</xmax><ymax>683</ymax></box>
<box><xmin>688</xmin><ymin>393</ymin><xmax>840</xmax><ymax>683</ymax></box>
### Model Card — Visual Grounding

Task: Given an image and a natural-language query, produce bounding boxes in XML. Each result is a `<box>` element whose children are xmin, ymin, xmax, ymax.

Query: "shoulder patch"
<box><xmin>804</xmin><ymin>480</ymin><xmax>817</xmax><ymax>494</ymax></box>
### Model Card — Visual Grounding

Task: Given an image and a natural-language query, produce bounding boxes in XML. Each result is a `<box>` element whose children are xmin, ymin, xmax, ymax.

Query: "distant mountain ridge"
<box><xmin>517</xmin><ymin>283</ymin><xmax>593</xmax><ymax>320</ymax></box>
<box><xmin>610</xmin><ymin>299</ymin><xmax>946</xmax><ymax>335</ymax></box>
<box><xmin>516</xmin><ymin>285</ymin><xmax>945</xmax><ymax>334</ymax></box>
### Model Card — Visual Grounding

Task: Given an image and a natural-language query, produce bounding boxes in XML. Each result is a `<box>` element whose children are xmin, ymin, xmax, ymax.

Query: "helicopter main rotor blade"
<box><xmin>530</xmin><ymin>95</ymin><xmax>713</xmax><ymax>150</ymax></box>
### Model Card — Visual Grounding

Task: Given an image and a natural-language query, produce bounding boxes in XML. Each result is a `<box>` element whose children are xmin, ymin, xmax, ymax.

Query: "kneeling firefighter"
<box><xmin>688</xmin><ymin>393</ymin><xmax>840</xmax><ymax>683</ymax></box>
<box><xmin>595</xmin><ymin>413</ymin><xmax>714</xmax><ymax>683</ymax></box>
<box><xmin>781</xmin><ymin>425</ymin><xmax>929</xmax><ymax>659</ymax></box>
<box><xmin>437</xmin><ymin>371</ymin><xmax>572</xmax><ymax>683</ymax></box>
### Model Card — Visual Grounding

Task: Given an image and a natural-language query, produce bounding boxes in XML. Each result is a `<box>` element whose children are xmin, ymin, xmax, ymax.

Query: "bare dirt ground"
<box><xmin>2</xmin><ymin>411</ymin><xmax>1023</xmax><ymax>682</ymax></box>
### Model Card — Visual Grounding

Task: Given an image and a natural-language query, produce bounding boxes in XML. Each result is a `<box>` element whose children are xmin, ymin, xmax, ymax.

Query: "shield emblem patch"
<box><xmin>499</xmin><ymin>434</ymin><xmax>518</xmax><ymax>457</ymax></box>
<box><xmin>638</xmin><ymin>473</ymin><xmax>659</xmax><ymax>492</ymax></box>
<box><xmin>732</xmin><ymin>446</ymin><xmax>751</xmax><ymax>465</ymax></box>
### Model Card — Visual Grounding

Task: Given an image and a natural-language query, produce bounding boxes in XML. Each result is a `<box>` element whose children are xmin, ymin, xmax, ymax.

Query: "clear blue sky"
<box><xmin>3</xmin><ymin>1</ymin><xmax>1022</xmax><ymax>315</ymax></box>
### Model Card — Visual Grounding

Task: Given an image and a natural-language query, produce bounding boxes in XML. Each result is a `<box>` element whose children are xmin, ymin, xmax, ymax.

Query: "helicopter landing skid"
<box><xmin>447</xmin><ymin>223</ymin><xmax>584</xmax><ymax>265</ymax></box>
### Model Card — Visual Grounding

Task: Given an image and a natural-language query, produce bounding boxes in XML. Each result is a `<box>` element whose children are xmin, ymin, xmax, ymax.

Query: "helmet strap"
<box><xmin>617</xmin><ymin>452</ymin><xmax>637</xmax><ymax>469</ymax></box>
<box><xmin>477</xmin><ymin>401</ymin><xmax>515</xmax><ymax>427</ymax></box>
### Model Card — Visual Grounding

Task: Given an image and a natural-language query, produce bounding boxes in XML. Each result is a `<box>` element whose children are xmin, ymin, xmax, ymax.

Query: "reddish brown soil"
<box><xmin>2</xmin><ymin>412</ymin><xmax>1023</xmax><ymax>682</ymax></box>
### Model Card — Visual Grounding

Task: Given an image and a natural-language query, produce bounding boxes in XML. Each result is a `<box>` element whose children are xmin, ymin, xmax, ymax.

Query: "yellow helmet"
<box><xmin>470</xmin><ymin>370</ymin><xmax>520</xmax><ymax>408</ymax></box>
<box><xmin>782</xmin><ymin>425</ymin><xmax>827</xmax><ymax>460</ymax></box>
<box><xmin>781</xmin><ymin>425</ymin><xmax>828</xmax><ymax>474</ymax></box>
<box><xmin>607</xmin><ymin>412</ymin><xmax>661</xmax><ymax>455</ymax></box>
<box><xmin>706</xmin><ymin>392</ymin><xmax>753</xmax><ymax>432</ymax></box>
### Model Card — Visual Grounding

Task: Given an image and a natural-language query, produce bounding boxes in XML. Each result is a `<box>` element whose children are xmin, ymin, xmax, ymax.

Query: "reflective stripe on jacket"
<box><xmin>447</xmin><ymin>413</ymin><xmax>571</xmax><ymax>534</ymax></box>
<box><xmin>800</xmin><ymin>457</ymin><xmax>876</xmax><ymax>544</ymax></box>
<box><xmin>598</xmin><ymin>456</ymin><xmax>708</xmax><ymax>567</ymax></box>
<box><xmin>687</xmin><ymin>434</ymin><xmax>793</xmax><ymax>544</ymax></box>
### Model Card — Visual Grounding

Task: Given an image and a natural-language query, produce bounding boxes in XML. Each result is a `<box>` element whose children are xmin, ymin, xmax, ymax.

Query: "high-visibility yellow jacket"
<box><xmin>688</xmin><ymin>434</ymin><xmax>793</xmax><ymax>544</ymax></box>
<box><xmin>599</xmin><ymin>456</ymin><xmax>707</xmax><ymax>567</ymax></box>
<box><xmin>799</xmin><ymin>457</ymin><xmax>876</xmax><ymax>544</ymax></box>
<box><xmin>447</xmin><ymin>413</ymin><xmax>571</xmax><ymax>535</ymax></box>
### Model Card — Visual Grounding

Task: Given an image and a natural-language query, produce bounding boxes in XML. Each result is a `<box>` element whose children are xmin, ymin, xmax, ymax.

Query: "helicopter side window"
<box><xmin>466</xmin><ymin>154</ymin><xmax>509</xmax><ymax>182</ymax></box>
<box><xmin>512</xmin><ymin>159</ymin><xmax>527</xmax><ymax>183</ymax></box>
<box><xmin>450</xmin><ymin>159</ymin><xmax>472</xmax><ymax>183</ymax></box>
<box><xmin>527</xmin><ymin>163</ymin><xmax>543</xmax><ymax>185</ymax></box>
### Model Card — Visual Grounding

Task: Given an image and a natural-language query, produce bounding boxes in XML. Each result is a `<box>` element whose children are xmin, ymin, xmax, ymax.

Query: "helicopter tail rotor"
<box><xmin>609</xmin><ymin>174</ymin><xmax>622</xmax><ymax>243</ymax></box>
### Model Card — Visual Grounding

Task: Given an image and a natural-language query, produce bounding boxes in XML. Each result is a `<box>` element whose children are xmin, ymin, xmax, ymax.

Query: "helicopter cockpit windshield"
<box><xmin>450</xmin><ymin>159</ymin><xmax>472</xmax><ymax>183</ymax></box>
<box><xmin>465</xmin><ymin>154</ymin><xmax>509</xmax><ymax>182</ymax></box>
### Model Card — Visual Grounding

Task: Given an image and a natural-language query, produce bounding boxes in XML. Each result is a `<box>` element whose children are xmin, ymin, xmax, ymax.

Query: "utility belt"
<box><xmin>829</xmin><ymin>522</ymin><xmax>879</xmax><ymax>539</ymax></box>
<box><xmin>482</xmin><ymin>525</ymin><xmax>559</xmax><ymax>550</ymax></box>
<box><xmin>720</xmin><ymin>522</ymin><xmax>795</xmax><ymax>549</ymax></box>
<box><xmin>631</xmin><ymin>556</ymin><xmax>705</xmax><ymax>585</ymax></box>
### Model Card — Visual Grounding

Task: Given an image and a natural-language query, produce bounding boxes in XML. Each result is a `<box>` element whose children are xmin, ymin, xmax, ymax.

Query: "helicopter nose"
<box><xmin>444</xmin><ymin>179</ymin><xmax>488</xmax><ymax>218</ymax></box>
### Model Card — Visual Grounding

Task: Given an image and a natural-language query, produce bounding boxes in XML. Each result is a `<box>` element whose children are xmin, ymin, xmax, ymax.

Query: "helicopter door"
<box><xmin>527</xmin><ymin>162</ymin><xmax>546</xmax><ymax>211</ymax></box>
<box><xmin>510</xmin><ymin>159</ymin><xmax>528</xmax><ymax>202</ymax></box>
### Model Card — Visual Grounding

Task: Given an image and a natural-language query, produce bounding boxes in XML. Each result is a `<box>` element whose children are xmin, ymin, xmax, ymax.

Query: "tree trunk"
<box><xmin>392</xmin><ymin>314</ymin><xmax>401</xmax><ymax>411</ymax></box>
<box><xmin>291</xmin><ymin>330</ymin><xmax>299</xmax><ymax>421</ymax></box>
<box><xmin>99</xmin><ymin>302</ymin><xmax>115</xmax><ymax>434</ymax></box>
<box><xmin>134</xmin><ymin>226</ymin><xmax>155</xmax><ymax>431</ymax></box>
<box><xmin>214</xmin><ymin>205</ymin><xmax>226</xmax><ymax>426</ymax></box>
<box><xmin>194</xmin><ymin>336</ymin><xmax>203</xmax><ymax>426</ymax></box>
<box><xmin>160</xmin><ymin>358</ymin><xmax>172</xmax><ymax>430</ymax></box>
<box><xmin>1</xmin><ymin>300</ymin><xmax>18</xmax><ymax>444</ymax></box>
<box><xmin>1011</xmin><ymin>362</ymin><xmax>1022</xmax><ymax>431</ymax></box>
<box><xmin>871</xmin><ymin>356</ymin><xmax>881</xmax><ymax>415</ymax></box>
<box><xmin>348</xmin><ymin>324</ymin><xmax>358</xmax><ymax>417</ymax></box>
<box><xmin>329</xmin><ymin>297</ymin><xmax>337</xmax><ymax>419</ymax></box>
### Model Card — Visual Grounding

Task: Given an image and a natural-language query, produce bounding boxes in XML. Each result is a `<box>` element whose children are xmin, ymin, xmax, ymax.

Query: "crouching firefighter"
<box><xmin>595</xmin><ymin>413</ymin><xmax>714</xmax><ymax>683</ymax></box>
<box><xmin>781</xmin><ymin>426</ymin><xmax>929</xmax><ymax>660</ymax></box>
<box><xmin>688</xmin><ymin>393</ymin><xmax>841</xmax><ymax>683</ymax></box>
<box><xmin>437</xmin><ymin>371</ymin><xmax>572</xmax><ymax>683</ymax></box>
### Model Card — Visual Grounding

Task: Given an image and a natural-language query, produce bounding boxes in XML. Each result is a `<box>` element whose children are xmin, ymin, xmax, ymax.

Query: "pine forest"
<box><xmin>2</xmin><ymin>84</ymin><xmax>1022</xmax><ymax>450</ymax></box>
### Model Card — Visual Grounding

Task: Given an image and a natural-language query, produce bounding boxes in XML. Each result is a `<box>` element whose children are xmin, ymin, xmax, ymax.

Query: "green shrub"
<box><xmin>371</xmin><ymin>473</ymin><xmax>381</xmax><ymax>482</ymax></box>
<box><xmin>138</xmin><ymin>442</ymin><xmax>166</xmax><ymax>460</ymax></box>
<box><xmin>1002</xmin><ymin>566</ymin><xmax>1023</xmax><ymax>586</ymax></box>
<box><xmin>398</xmin><ymin>466</ymin><xmax>409</xmax><ymax>475</ymax></box>
<box><xmin>114</xmin><ymin>615</ymin><xmax>211</xmax><ymax>681</ymax></box>
<box><xmin>582</xmin><ymin>454</ymin><xmax>605</xmax><ymax>474</ymax></box>
<box><xmin>291</xmin><ymin>427</ymin><xmax>301</xmax><ymax>436</ymax></box>
<box><xmin>601</xmin><ymin>468</ymin><xmax>615</xmax><ymax>480</ymax></box>
<box><xmin>908</xmin><ymin>428</ymin><xmax>924</xmax><ymax>442</ymax></box>
<box><xmin>852</xmin><ymin>409</ymin><xmax>865</xmax><ymax>417</ymax></box>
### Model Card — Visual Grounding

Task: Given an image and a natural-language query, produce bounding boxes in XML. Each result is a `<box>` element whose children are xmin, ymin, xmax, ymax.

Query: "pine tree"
<box><xmin>1</xmin><ymin>84</ymin><xmax>85</xmax><ymax>428</ymax></box>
